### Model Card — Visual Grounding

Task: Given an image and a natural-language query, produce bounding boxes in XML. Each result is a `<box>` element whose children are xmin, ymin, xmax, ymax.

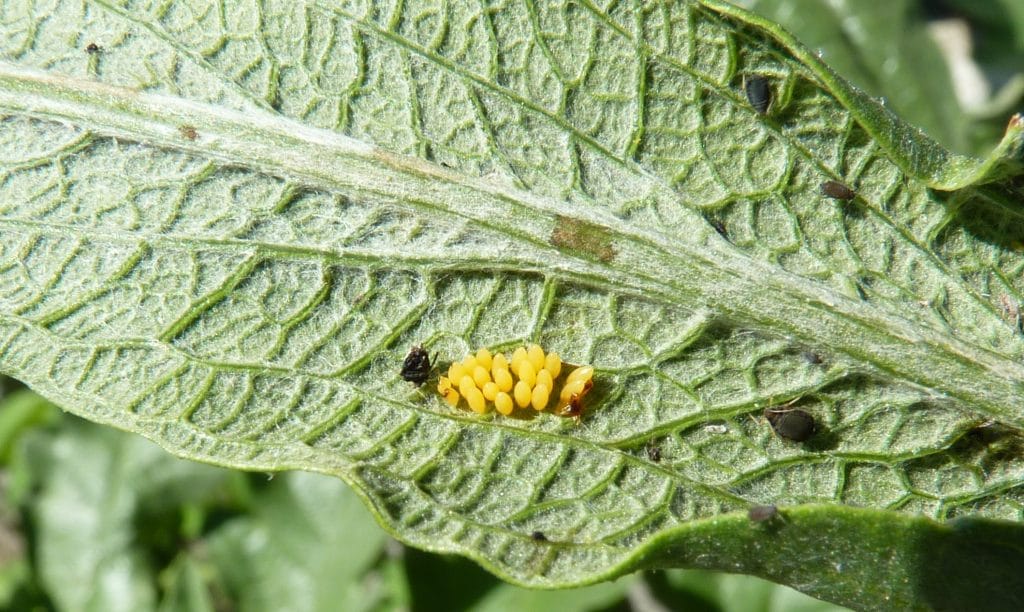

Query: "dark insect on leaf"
<box><xmin>646</xmin><ymin>443</ymin><xmax>661</xmax><ymax>462</ymax></box>
<box><xmin>85</xmin><ymin>42</ymin><xmax>101</xmax><ymax>54</ymax></box>
<box><xmin>531</xmin><ymin>531</ymin><xmax>548</xmax><ymax>541</ymax></box>
<box><xmin>820</xmin><ymin>180</ymin><xmax>855</xmax><ymax>200</ymax></box>
<box><xmin>744</xmin><ymin>75</ymin><xmax>771</xmax><ymax>115</ymax></box>
<box><xmin>400</xmin><ymin>345</ymin><xmax>432</xmax><ymax>386</ymax></box>
<box><xmin>748</xmin><ymin>504</ymin><xmax>778</xmax><ymax>522</ymax></box>
<box><xmin>765</xmin><ymin>406</ymin><xmax>816</xmax><ymax>442</ymax></box>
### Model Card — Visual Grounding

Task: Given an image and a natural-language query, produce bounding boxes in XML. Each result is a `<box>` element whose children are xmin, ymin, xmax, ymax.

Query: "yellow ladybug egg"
<box><xmin>475</xmin><ymin>348</ymin><xmax>493</xmax><ymax>369</ymax></box>
<box><xmin>544</xmin><ymin>352</ymin><xmax>562</xmax><ymax>378</ymax></box>
<box><xmin>565</xmin><ymin>365</ymin><xmax>594</xmax><ymax>385</ymax></box>
<box><xmin>495</xmin><ymin>392</ymin><xmax>514</xmax><ymax>415</ymax></box>
<box><xmin>493</xmin><ymin>367</ymin><xmax>514</xmax><ymax>392</ymax></box>
<box><xmin>531</xmin><ymin>384</ymin><xmax>550</xmax><ymax>411</ymax></box>
<box><xmin>511</xmin><ymin>347</ymin><xmax>529</xmax><ymax>373</ymax></box>
<box><xmin>472</xmin><ymin>365</ymin><xmax>491</xmax><ymax>387</ymax></box>
<box><xmin>448</xmin><ymin>363</ymin><xmax>466</xmax><ymax>382</ymax></box>
<box><xmin>465</xmin><ymin>386</ymin><xmax>487</xmax><ymax>413</ymax></box>
<box><xmin>459</xmin><ymin>375</ymin><xmax>477</xmax><ymax>398</ymax></box>
<box><xmin>514</xmin><ymin>380</ymin><xmax>532</xmax><ymax>408</ymax></box>
<box><xmin>482</xmin><ymin>381</ymin><xmax>499</xmax><ymax>401</ymax></box>
<box><xmin>527</xmin><ymin>344</ymin><xmax>546</xmax><ymax>371</ymax></box>
<box><xmin>437</xmin><ymin>377</ymin><xmax>460</xmax><ymax>407</ymax></box>
<box><xmin>517</xmin><ymin>360</ymin><xmax>537</xmax><ymax>387</ymax></box>
<box><xmin>491</xmin><ymin>352</ymin><xmax>509</xmax><ymax>375</ymax></box>
<box><xmin>536</xmin><ymin>369</ymin><xmax>553</xmax><ymax>391</ymax></box>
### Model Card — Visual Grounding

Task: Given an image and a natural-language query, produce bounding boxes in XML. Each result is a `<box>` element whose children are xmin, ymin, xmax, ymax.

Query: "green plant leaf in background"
<box><xmin>206</xmin><ymin>470</ymin><xmax>390</xmax><ymax>612</ymax></box>
<box><xmin>19</xmin><ymin>417</ymin><xmax>235</xmax><ymax>612</ymax></box>
<box><xmin>0</xmin><ymin>0</ymin><xmax>1023</xmax><ymax>609</ymax></box>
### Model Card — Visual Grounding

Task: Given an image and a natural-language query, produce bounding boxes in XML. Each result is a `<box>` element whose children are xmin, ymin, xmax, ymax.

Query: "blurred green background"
<box><xmin>3</xmin><ymin>0</ymin><xmax>1023</xmax><ymax>609</ymax></box>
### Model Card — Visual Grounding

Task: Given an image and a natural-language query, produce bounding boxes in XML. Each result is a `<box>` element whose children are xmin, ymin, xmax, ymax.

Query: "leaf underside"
<box><xmin>0</xmin><ymin>0</ymin><xmax>1023</xmax><ymax>608</ymax></box>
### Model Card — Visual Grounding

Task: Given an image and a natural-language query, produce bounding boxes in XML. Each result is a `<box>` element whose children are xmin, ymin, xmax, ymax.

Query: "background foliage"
<box><xmin>1</xmin><ymin>0</ymin><xmax>1023</xmax><ymax>610</ymax></box>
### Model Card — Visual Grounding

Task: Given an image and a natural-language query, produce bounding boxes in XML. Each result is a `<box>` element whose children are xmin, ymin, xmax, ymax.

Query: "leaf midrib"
<box><xmin>0</xmin><ymin>62</ymin><xmax>1021</xmax><ymax>428</ymax></box>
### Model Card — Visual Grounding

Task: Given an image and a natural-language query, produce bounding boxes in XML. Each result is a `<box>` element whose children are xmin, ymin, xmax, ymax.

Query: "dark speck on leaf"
<box><xmin>531</xmin><ymin>531</ymin><xmax>547</xmax><ymax>541</ymax></box>
<box><xmin>85</xmin><ymin>42</ymin><xmax>101</xmax><ymax>54</ymax></box>
<box><xmin>646</xmin><ymin>443</ymin><xmax>661</xmax><ymax>462</ymax></box>
<box><xmin>820</xmin><ymin>180</ymin><xmax>855</xmax><ymax>200</ymax></box>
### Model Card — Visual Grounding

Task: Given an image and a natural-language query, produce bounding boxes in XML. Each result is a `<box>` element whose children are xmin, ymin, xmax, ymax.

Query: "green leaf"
<box><xmin>0</xmin><ymin>389</ymin><xmax>58</xmax><ymax>464</ymax></box>
<box><xmin>205</xmin><ymin>471</ymin><xmax>389</xmax><ymax>612</ymax></box>
<box><xmin>652</xmin><ymin>569</ymin><xmax>849</xmax><ymax>612</ymax></box>
<box><xmin>21</xmin><ymin>417</ymin><xmax>233</xmax><ymax>612</ymax></box>
<box><xmin>157</xmin><ymin>555</ymin><xmax>215</xmax><ymax>612</ymax></box>
<box><xmin>0</xmin><ymin>0</ymin><xmax>1023</xmax><ymax>607</ymax></box>
<box><xmin>402</xmin><ymin>545</ymin><xmax>635</xmax><ymax>612</ymax></box>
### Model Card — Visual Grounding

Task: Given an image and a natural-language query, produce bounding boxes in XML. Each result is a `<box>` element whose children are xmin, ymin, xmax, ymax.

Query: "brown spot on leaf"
<box><xmin>179</xmin><ymin>125</ymin><xmax>198</xmax><ymax>140</ymax></box>
<box><xmin>550</xmin><ymin>216</ymin><xmax>615</xmax><ymax>262</ymax></box>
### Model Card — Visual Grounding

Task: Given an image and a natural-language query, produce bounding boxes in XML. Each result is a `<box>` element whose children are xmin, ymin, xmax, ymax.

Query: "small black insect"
<box><xmin>765</xmin><ymin>405</ymin><xmax>816</xmax><ymax>442</ymax></box>
<box><xmin>646</xmin><ymin>443</ymin><xmax>662</xmax><ymax>462</ymax></box>
<box><xmin>85</xmin><ymin>42</ymin><xmax>101</xmax><ymax>54</ymax></box>
<box><xmin>530</xmin><ymin>531</ymin><xmax>548</xmax><ymax>542</ymax></box>
<box><xmin>400</xmin><ymin>345</ymin><xmax>432</xmax><ymax>386</ymax></box>
<box><xmin>748</xmin><ymin>504</ymin><xmax>778</xmax><ymax>522</ymax></box>
<box><xmin>744</xmin><ymin>75</ymin><xmax>772</xmax><ymax>115</ymax></box>
<box><xmin>820</xmin><ymin>180</ymin><xmax>855</xmax><ymax>200</ymax></box>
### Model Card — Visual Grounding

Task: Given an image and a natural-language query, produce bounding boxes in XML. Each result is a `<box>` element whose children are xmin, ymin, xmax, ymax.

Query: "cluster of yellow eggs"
<box><xmin>437</xmin><ymin>345</ymin><xmax>594</xmax><ymax>416</ymax></box>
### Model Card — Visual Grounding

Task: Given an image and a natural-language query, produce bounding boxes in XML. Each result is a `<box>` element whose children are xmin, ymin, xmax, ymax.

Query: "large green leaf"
<box><xmin>0</xmin><ymin>0</ymin><xmax>1023</xmax><ymax>608</ymax></box>
<box><xmin>206</xmin><ymin>471</ymin><xmax>390</xmax><ymax>612</ymax></box>
<box><xmin>20</xmin><ymin>417</ymin><xmax>235</xmax><ymax>612</ymax></box>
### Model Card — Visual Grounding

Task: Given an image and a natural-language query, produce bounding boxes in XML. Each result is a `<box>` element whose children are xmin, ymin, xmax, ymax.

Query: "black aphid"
<box><xmin>744</xmin><ymin>75</ymin><xmax>772</xmax><ymax>115</ymax></box>
<box><xmin>748</xmin><ymin>504</ymin><xmax>778</xmax><ymax>522</ymax></box>
<box><xmin>765</xmin><ymin>406</ymin><xmax>816</xmax><ymax>442</ymax></box>
<box><xmin>531</xmin><ymin>531</ymin><xmax>548</xmax><ymax>541</ymax></box>
<box><xmin>820</xmin><ymin>180</ymin><xmax>855</xmax><ymax>200</ymax></box>
<box><xmin>646</xmin><ymin>443</ymin><xmax>662</xmax><ymax>462</ymax></box>
<box><xmin>400</xmin><ymin>345</ymin><xmax>431</xmax><ymax>386</ymax></box>
<box><xmin>85</xmin><ymin>42</ymin><xmax>101</xmax><ymax>54</ymax></box>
